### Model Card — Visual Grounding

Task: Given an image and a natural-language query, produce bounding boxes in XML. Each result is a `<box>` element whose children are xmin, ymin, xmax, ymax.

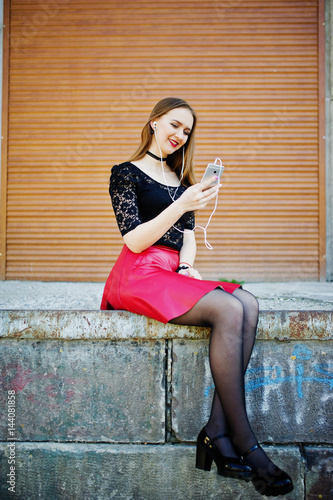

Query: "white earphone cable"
<box><xmin>194</xmin><ymin>158</ymin><xmax>223</xmax><ymax>250</ymax></box>
<box><xmin>155</xmin><ymin>128</ymin><xmax>184</xmax><ymax>201</ymax></box>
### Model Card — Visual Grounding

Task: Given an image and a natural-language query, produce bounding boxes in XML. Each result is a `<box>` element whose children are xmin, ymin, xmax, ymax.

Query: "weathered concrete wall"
<box><xmin>305</xmin><ymin>447</ymin><xmax>333</xmax><ymax>498</ymax></box>
<box><xmin>0</xmin><ymin>443</ymin><xmax>332</xmax><ymax>499</ymax></box>
<box><xmin>1</xmin><ymin>338</ymin><xmax>331</xmax><ymax>445</ymax></box>
<box><xmin>0</xmin><ymin>339</ymin><xmax>165</xmax><ymax>443</ymax></box>
<box><xmin>0</xmin><ymin>308</ymin><xmax>332</xmax><ymax>499</ymax></box>
<box><xmin>0</xmin><ymin>443</ymin><xmax>305</xmax><ymax>500</ymax></box>
<box><xmin>0</xmin><ymin>312</ymin><xmax>332</xmax><ymax>448</ymax></box>
<box><xmin>172</xmin><ymin>340</ymin><xmax>333</xmax><ymax>444</ymax></box>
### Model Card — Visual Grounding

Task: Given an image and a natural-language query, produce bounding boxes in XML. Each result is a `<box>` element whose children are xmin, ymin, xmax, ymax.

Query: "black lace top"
<box><xmin>109</xmin><ymin>162</ymin><xmax>195</xmax><ymax>251</ymax></box>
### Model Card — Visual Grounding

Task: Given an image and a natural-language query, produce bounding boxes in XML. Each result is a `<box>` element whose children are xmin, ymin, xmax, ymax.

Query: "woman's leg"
<box><xmin>204</xmin><ymin>288</ymin><xmax>259</xmax><ymax>457</ymax></box>
<box><xmin>170</xmin><ymin>288</ymin><xmax>276</xmax><ymax>476</ymax></box>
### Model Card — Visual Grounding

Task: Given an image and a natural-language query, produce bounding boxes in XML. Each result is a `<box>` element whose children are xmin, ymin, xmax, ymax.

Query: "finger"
<box><xmin>200</xmin><ymin>176</ymin><xmax>217</xmax><ymax>189</ymax></box>
<box><xmin>202</xmin><ymin>184</ymin><xmax>220</xmax><ymax>199</ymax></box>
<box><xmin>210</xmin><ymin>183</ymin><xmax>222</xmax><ymax>195</ymax></box>
<box><xmin>200</xmin><ymin>187</ymin><xmax>219</xmax><ymax>203</ymax></box>
<box><xmin>196</xmin><ymin>184</ymin><xmax>220</xmax><ymax>208</ymax></box>
<box><xmin>202</xmin><ymin>191</ymin><xmax>215</xmax><ymax>203</ymax></box>
<box><xmin>202</xmin><ymin>183</ymin><xmax>221</xmax><ymax>197</ymax></box>
<box><xmin>198</xmin><ymin>192</ymin><xmax>218</xmax><ymax>208</ymax></box>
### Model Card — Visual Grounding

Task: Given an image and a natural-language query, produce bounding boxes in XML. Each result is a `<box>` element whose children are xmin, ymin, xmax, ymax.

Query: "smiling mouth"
<box><xmin>169</xmin><ymin>139</ymin><xmax>178</xmax><ymax>147</ymax></box>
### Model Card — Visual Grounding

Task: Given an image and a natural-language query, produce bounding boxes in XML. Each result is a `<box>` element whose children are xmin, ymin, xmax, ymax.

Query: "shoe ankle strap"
<box><xmin>207</xmin><ymin>432</ymin><xmax>231</xmax><ymax>445</ymax></box>
<box><xmin>242</xmin><ymin>443</ymin><xmax>260</xmax><ymax>459</ymax></box>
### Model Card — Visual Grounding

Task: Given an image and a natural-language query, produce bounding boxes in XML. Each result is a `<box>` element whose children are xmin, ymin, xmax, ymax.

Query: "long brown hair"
<box><xmin>129</xmin><ymin>97</ymin><xmax>197</xmax><ymax>185</ymax></box>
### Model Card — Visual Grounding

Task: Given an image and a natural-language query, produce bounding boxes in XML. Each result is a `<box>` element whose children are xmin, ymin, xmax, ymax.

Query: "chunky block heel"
<box><xmin>195</xmin><ymin>427</ymin><xmax>252</xmax><ymax>481</ymax></box>
<box><xmin>196</xmin><ymin>443</ymin><xmax>213</xmax><ymax>471</ymax></box>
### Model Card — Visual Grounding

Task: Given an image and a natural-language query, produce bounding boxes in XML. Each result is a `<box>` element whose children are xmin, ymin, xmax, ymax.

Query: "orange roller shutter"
<box><xmin>2</xmin><ymin>0</ymin><xmax>325</xmax><ymax>281</ymax></box>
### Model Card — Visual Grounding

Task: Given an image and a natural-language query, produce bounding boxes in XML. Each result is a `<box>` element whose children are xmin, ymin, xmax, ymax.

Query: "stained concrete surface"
<box><xmin>0</xmin><ymin>280</ymin><xmax>331</xmax><ymax>500</ymax></box>
<box><xmin>0</xmin><ymin>443</ymin><xmax>303</xmax><ymax>500</ymax></box>
<box><xmin>0</xmin><ymin>281</ymin><xmax>332</xmax><ymax>311</ymax></box>
<box><xmin>0</xmin><ymin>339</ymin><xmax>165</xmax><ymax>443</ymax></box>
<box><xmin>172</xmin><ymin>340</ymin><xmax>333</xmax><ymax>444</ymax></box>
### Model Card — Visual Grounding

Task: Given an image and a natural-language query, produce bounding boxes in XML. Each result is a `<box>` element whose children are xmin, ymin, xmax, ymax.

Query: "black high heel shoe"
<box><xmin>196</xmin><ymin>427</ymin><xmax>252</xmax><ymax>481</ymax></box>
<box><xmin>242</xmin><ymin>444</ymin><xmax>294</xmax><ymax>497</ymax></box>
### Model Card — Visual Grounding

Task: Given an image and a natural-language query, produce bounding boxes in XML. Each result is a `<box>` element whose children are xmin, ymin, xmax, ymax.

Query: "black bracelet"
<box><xmin>175</xmin><ymin>265</ymin><xmax>190</xmax><ymax>273</ymax></box>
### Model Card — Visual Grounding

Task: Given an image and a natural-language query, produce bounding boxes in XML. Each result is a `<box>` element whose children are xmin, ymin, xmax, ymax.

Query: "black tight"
<box><xmin>170</xmin><ymin>287</ymin><xmax>276</xmax><ymax>475</ymax></box>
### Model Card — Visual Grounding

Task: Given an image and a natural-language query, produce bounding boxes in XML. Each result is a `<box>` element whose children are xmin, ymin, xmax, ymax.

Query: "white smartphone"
<box><xmin>201</xmin><ymin>163</ymin><xmax>225</xmax><ymax>186</ymax></box>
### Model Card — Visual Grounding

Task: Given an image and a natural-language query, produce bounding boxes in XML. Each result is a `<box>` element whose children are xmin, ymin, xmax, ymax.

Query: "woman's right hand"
<box><xmin>177</xmin><ymin>176</ymin><xmax>221</xmax><ymax>213</ymax></box>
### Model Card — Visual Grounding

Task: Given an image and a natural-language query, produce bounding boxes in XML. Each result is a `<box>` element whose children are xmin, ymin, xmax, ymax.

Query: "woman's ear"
<box><xmin>149</xmin><ymin>120</ymin><xmax>157</xmax><ymax>135</ymax></box>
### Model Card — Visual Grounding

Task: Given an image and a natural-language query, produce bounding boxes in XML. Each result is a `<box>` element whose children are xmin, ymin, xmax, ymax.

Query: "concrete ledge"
<box><xmin>0</xmin><ymin>309</ymin><xmax>332</xmax><ymax>340</ymax></box>
<box><xmin>0</xmin><ymin>443</ymin><xmax>303</xmax><ymax>500</ymax></box>
<box><xmin>1</xmin><ymin>281</ymin><xmax>333</xmax><ymax>310</ymax></box>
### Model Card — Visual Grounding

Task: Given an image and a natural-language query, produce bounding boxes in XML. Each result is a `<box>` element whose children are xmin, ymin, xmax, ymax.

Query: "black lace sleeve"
<box><xmin>109</xmin><ymin>164</ymin><xmax>142</xmax><ymax>236</ymax></box>
<box><xmin>184</xmin><ymin>211</ymin><xmax>195</xmax><ymax>231</ymax></box>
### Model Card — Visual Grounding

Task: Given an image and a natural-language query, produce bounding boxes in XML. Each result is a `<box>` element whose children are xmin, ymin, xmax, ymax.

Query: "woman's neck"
<box><xmin>146</xmin><ymin>150</ymin><xmax>167</xmax><ymax>162</ymax></box>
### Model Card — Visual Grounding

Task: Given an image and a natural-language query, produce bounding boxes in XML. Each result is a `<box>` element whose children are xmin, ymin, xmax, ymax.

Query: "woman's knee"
<box><xmin>213</xmin><ymin>292</ymin><xmax>245</xmax><ymax>329</ymax></box>
<box><xmin>233</xmin><ymin>289</ymin><xmax>259</xmax><ymax>316</ymax></box>
<box><xmin>194</xmin><ymin>289</ymin><xmax>244</xmax><ymax>329</ymax></box>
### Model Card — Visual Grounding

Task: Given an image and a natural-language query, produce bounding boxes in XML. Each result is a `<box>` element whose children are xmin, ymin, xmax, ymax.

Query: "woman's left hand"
<box><xmin>178</xmin><ymin>267</ymin><xmax>202</xmax><ymax>280</ymax></box>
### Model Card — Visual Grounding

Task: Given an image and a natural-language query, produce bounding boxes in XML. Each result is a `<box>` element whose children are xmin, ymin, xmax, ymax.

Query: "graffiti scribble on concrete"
<box><xmin>204</xmin><ymin>345</ymin><xmax>333</xmax><ymax>399</ymax></box>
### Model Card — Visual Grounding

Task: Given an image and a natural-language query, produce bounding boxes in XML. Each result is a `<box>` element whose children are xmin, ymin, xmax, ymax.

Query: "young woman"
<box><xmin>101</xmin><ymin>97</ymin><xmax>293</xmax><ymax>497</ymax></box>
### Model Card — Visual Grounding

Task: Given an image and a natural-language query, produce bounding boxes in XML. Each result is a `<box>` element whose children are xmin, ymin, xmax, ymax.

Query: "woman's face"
<box><xmin>151</xmin><ymin>107</ymin><xmax>194</xmax><ymax>156</ymax></box>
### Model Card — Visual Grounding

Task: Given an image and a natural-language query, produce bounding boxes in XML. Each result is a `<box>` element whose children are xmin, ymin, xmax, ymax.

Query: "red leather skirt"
<box><xmin>100</xmin><ymin>245</ymin><xmax>241</xmax><ymax>324</ymax></box>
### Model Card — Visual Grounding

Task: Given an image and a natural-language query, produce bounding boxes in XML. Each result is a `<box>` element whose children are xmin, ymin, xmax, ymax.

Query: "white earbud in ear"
<box><xmin>150</xmin><ymin>121</ymin><xmax>157</xmax><ymax>135</ymax></box>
